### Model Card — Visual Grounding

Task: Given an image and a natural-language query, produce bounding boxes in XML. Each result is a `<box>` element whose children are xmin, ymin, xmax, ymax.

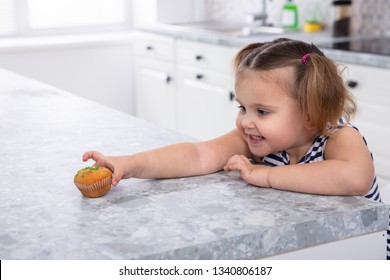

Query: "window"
<box><xmin>0</xmin><ymin>0</ymin><xmax>131</xmax><ymax>37</ymax></box>
<box><xmin>0</xmin><ymin>0</ymin><xmax>16</xmax><ymax>35</ymax></box>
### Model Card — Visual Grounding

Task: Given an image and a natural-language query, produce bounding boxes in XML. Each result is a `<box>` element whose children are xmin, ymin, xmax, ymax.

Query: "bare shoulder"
<box><xmin>325</xmin><ymin>125</ymin><xmax>371</xmax><ymax>160</ymax></box>
<box><xmin>324</xmin><ymin>125</ymin><xmax>375</xmax><ymax>195</ymax></box>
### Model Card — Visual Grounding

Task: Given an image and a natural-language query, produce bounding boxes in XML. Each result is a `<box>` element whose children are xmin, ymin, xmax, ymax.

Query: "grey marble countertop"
<box><xmin>136</xmin><ymin>24</ymin><xmax>390</xmax><ymax>69</ymax></box>
<box><xmin>0</xmin><ymin>69</ymin><xmax>388</xmax><ymax>259</ymax></box>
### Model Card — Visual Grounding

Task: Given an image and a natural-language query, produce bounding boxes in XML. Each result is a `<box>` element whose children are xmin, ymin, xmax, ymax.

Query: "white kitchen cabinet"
<box><xmin>267</xmin><ymin>230</ymin><xmax>386</xmax><ymax>259</ymax></box>
<box><xmin>342</xmin><ymin>63</ymin><xmax>390</xmax><ymax>188</ymax></box>
<box><xmin>134</xmin><ymin>32</ymin><xmax>176</xmax><ymax>130</ymax></box>
<box><xmin>135</xmin><ymin>59</ymin><xmax>176</xmax><ymax>129</ymax></box>
<box><xmin>176</xmin><ymin>65</ymin><xmax>238</xmax><ymax>140</ymax></box>
<box><xmin>133</xmin><ymin>33</ymin><xmax>241</xmax><ymax>139</ymax></box>
<box><xmin>176</xmin><ymin>40</ymin><xmax>239</xmax><ymax>140</ymax></box>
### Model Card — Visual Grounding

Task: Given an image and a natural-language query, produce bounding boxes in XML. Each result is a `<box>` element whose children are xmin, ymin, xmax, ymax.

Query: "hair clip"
<box><xmin>301</xmin><ymin>53</ymin><xmax>311</xmax><ymax>65</ymax></box>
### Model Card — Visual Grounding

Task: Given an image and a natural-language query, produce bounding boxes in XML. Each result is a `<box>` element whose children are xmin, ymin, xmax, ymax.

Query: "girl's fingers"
<box><xmin>111</xmin><ymin>175</ymin><xmax>121</xmax><ymax>186</ymax></box>
<box><xmin>82</xmin><ymin>150</ymin><xmax>108</xmax><ymax>167</ymax></box>
<box><xmin>224</xmin><ymin>159</ymin><xmax>243</xmax><ymax>172</ymax></box>
<box><xmin>82</xmin><ymin>150</ymin><xmax>100</xmax><ymax>162</ymax></box>
<box><xmin>81</xmin><ymin>151</ymin><xmax>123</xmax><ymax>186</ymax></box>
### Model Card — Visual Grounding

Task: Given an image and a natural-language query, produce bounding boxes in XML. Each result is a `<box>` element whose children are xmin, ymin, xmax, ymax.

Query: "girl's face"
<box><xmin>235</xmin><ymin>68</ymin><xmax>316</xmax><ymax>163</ymax></box>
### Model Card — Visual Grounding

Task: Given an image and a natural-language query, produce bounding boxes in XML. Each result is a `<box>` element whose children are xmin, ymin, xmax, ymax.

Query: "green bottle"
<box><xmin>281</xmin><ymin>0</ymin><xmax>299</xmax><ymax>30</ymax></box>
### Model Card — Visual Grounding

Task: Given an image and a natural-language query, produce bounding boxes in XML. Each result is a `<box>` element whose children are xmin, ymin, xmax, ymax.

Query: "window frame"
<box><xmin>1</xmin><ymin>0</ymin><xmax>132</xmax><ymax>38</ymax></box>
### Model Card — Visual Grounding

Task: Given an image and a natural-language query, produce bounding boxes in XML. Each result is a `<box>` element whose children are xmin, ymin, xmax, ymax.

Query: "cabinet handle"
<box><xmin>166</xmin><ymin>75</ymin><xmax>172</xmax><ymax>84</ymax></box>
<box><xmin>195</xmin><ymin>55</ymin><xmax>203</xmax><ymax>60</ymax></box>
<box><xmin>347</xmin><ymin>80</ymin><xmax>358</xmax><ymax>88</ymax></box>
<box><xmin>229</xmin><ymin>91</ymin><xmax>235</xmax><ymax>101</ymax></box>
<box><xmin>196</xmin><ymin>74</ymin><xmax>204</xmax><ymax>80</ymax></box>
<box><xmin>146</xmin><ymin>45</ymin><xmax>153</xmax><ymax>51</ymax></box>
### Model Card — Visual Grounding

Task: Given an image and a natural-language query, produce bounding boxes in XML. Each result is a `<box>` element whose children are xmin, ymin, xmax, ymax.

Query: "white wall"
<box><xmin>0</xmin><ymin>37</ymin><xmax>135</xmax><ymax>115</ymax></box>
<box><xmin>203</xmin><ymin>0</ymin><xmax>333</xmax><ymax>29</ymax></box>
<box><xmin>0</xmin><ymin>0</ymin><xmax>204</xmax><ymax>116</ymax></box>
<box><xmin>132</xmin><ymin>0</ymin><xmax>204</xmax><ymax>27</ymax></box>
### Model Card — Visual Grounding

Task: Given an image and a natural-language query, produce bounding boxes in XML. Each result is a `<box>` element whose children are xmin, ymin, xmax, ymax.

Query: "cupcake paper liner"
<box><xmin>75</xmin><ymin>176</ymin><xmax>111</xmax><ymax>198</ymax></box>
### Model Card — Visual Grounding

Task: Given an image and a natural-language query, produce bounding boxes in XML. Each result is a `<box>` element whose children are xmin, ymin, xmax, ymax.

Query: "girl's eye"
<box><xmin>238</xmin><ymin>105</ymin><xmax>246</xmax><ymax>112</ymax></box>
<box><xmin>257</xmin><ymin>109</ymin><xmax>269</xmax><ymax>116</ymax></box>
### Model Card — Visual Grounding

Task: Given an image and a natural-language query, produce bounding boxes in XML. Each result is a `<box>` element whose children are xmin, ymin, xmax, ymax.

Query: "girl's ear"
<box><xmin>303</xmin><ymin>113</ymin><xmax>316</xmax><ymax>131</ymax></box>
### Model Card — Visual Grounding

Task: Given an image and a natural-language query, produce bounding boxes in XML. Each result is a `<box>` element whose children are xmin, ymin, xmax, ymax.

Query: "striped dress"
<box><xmin>261</xmin><ymin>124</ymin><xmax>390</xmax><ymax>260</ymax></box>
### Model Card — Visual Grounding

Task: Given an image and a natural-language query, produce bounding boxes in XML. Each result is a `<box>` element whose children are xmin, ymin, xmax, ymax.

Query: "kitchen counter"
<box><xmin>137</xmin><ymin>23</ymin><xmax>390</xmax><ymax>69</ymax></box>
<box><xmin>0</xmin><ymin>68</ymin><xmax>388</xmax><ymax>259</ymax></box>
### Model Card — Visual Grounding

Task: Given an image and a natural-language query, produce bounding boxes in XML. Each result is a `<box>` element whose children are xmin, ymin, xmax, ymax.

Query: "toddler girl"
<box><xmin>82</xmin><ymin>38</ymin><xmax>389</xmax><ymax>259</ymax></box>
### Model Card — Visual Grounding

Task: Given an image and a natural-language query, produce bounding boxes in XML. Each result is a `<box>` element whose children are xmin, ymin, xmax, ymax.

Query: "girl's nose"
<box><xmin>241</xmin><ymin>113</ymin><xmax>255</xmax><ymax>129</ymax></box>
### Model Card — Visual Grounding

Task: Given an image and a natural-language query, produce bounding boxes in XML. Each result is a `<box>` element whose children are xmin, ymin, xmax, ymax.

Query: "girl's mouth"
<box><xmin>249</xmin><ymin>134</ymin><xmax>262</xmax><ymax>140</ymax></box>
<box><xmin>247</xmin><ymin>134</ymin><xmax>264</xmax><ymax>143</ymax></box>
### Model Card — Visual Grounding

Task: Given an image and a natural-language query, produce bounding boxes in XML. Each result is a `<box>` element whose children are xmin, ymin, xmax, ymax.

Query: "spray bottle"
<box><xmin>281</xmin><ymin>0</ymin><xmax>299</xmax><ymax>30</ymax></box>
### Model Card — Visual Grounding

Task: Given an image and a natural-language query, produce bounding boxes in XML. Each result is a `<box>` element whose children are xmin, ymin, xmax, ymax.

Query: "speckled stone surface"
<box><xmin>0</xmin><ymin>69</ymin><xmax>388</xmax><ymax>259</ymax></box>
<box><xmin>136</xmin><ymin>25</ymin><xmax>390</xmax><ymax>69</ymax></box>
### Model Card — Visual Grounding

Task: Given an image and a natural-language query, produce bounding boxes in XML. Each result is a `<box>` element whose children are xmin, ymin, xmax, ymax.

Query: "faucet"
<box><xmin>245</xmin><ymin>0</ymin><xmax>272</xmax><ymax>27</ymax></box>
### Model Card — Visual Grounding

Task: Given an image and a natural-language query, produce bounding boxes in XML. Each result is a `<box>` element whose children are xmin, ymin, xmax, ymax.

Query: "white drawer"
<box><xmin>177</xmin><ymin>40</ymin><xmax>239</xmax><ymax>74</ymax></box>
<box><xmin>134</xmin><ymin>32</ymin><xmax>175</xmax><ymax>62</ymax></box>
<box><xmin>344</xmin><ymin>63</ymin><xmax>390</xmax><ymax>106</ymax></box>
<box><xmin>177</xmin><ymin>65</ymin><xmax>234</xmax><ymax>89</ymax></box>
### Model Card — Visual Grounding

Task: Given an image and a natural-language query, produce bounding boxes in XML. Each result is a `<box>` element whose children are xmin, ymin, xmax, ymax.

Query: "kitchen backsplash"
<box><xmin>203</xmin><ymin>0</ymin><xmax>390</xmax><ymax>36</ymax></box>
<box><xmin>352</xmin><ymin>0</ymin><xmax>390</xmax><ymax>36</ymax></box>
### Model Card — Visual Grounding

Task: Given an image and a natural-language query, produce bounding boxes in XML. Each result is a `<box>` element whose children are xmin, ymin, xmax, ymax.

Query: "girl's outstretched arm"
<box><xmin>83</xmin><ymin>129</ymin><xmax>250</xmax><ymax>186</ymax></box>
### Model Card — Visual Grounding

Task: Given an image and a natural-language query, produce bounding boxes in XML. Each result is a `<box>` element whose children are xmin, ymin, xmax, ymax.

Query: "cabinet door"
<box><xmin>177</xmin><ymin>40</ymin><xmax>239</xmax><ymax>74</ymax></box>
<box><xmin>135</xmin><ymin>58</ymin><xmax>175</xmax><ymax>130</ymax></box>
<box><xmin>176</xmin><ymin>66</ymin><xmax>238</xmax><ymax>140</ymax></box>
<box><xmin>343</xmin><ymin>63</ymin><xmax>390</xmax><ymax>187</ymax></box>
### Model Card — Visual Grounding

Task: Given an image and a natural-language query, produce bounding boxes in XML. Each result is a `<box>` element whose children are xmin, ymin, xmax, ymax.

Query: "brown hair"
<box><xmin>233</xmin><ymin>38</ymin><xmax>356</xmax><ymax>135</ymax></box>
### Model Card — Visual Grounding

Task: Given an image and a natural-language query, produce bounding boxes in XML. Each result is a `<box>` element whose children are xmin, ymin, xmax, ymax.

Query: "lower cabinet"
<box><xmin>135</xmin><ymin>58</ymin><xmax>176</xmax><ymax>130</ymax></box>
<box><xmin>134</xmin><ymin>32</ymin><xmax>239</xmax><ymax>138</ymax></box>
<box><xmin>343</xmin><ymin>63</ymin><xmax>390</xmax><ymax>188</ymax></box>
<box><xmin>176</xmin><ymin>66</ymin><xmax>238</xmax><ymax>140</ymax></box>
<box><xmin>175</xmin><ymin>39</ymin><xmax>240</xmax><ymax>140</ymax></box>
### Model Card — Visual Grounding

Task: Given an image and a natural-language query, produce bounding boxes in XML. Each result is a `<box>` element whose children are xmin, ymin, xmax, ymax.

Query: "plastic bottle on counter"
<box><xmin>303</xmin><ymin>1</ymin><xmax>322</xmax><ymax>32</ymax></box>
<box><xmin>331</xmin><ymin>0</ymin><xmax>352</xmax><ymax>37</ymax></box>
<box><xmin>281</xmin><ymin>0</ymin><xmax>299</xmax><ymax>30</ymax></box>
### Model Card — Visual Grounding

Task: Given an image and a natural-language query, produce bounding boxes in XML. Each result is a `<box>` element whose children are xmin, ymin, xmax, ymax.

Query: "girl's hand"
<box><xmin>82</xmin><ymin>150</ymin><xmax>124</xmax><ymax>186</ymax></box>
<box><xmin>223</xmin><ymin>155</ymin><xmax>271</xmax><ymax>188</ymax></box>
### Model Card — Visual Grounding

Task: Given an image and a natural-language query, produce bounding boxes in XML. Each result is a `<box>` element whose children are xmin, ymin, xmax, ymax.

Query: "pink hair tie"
<box><xmin>301</xmin><ymin>53</ymin><xmax>311</xmax><ymax>65</ymax></box>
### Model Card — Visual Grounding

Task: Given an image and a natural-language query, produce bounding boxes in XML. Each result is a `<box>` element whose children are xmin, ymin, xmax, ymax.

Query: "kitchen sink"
<box><xmin>160</xmin><ymin>21</ymin><xmax>288</xmax><ymax>37</ymax></box>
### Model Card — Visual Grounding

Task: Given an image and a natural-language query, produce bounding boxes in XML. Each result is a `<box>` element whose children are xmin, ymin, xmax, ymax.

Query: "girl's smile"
<box><xmin>247</xmin><ymin>133</ymin><xmax>265</xmax><ymax>145</ymax></box>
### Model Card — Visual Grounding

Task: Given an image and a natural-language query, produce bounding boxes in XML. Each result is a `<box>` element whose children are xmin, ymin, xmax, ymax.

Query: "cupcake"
<box><xmin>74</xmin><ymin>166</ymin><xmax>112</xmax><ymax>198</ymax></box>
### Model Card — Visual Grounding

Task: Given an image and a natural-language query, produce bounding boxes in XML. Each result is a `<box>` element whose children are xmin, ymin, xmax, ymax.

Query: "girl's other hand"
<box><xmin>224</xmin><ymin>154</ymin><xmax>253</xmax><ymax>177</ymax></box>
<box><xmin>223</xmin><ymin>155</ymin><xmax>271</xmax><ymax>188</ymax></box>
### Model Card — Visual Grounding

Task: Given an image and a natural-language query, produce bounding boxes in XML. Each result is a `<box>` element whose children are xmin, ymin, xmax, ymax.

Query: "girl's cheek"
<box><xmin>235</xmin><ymin>115</ymin><xmax>243</xmax><ymax>130</ymax></box>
